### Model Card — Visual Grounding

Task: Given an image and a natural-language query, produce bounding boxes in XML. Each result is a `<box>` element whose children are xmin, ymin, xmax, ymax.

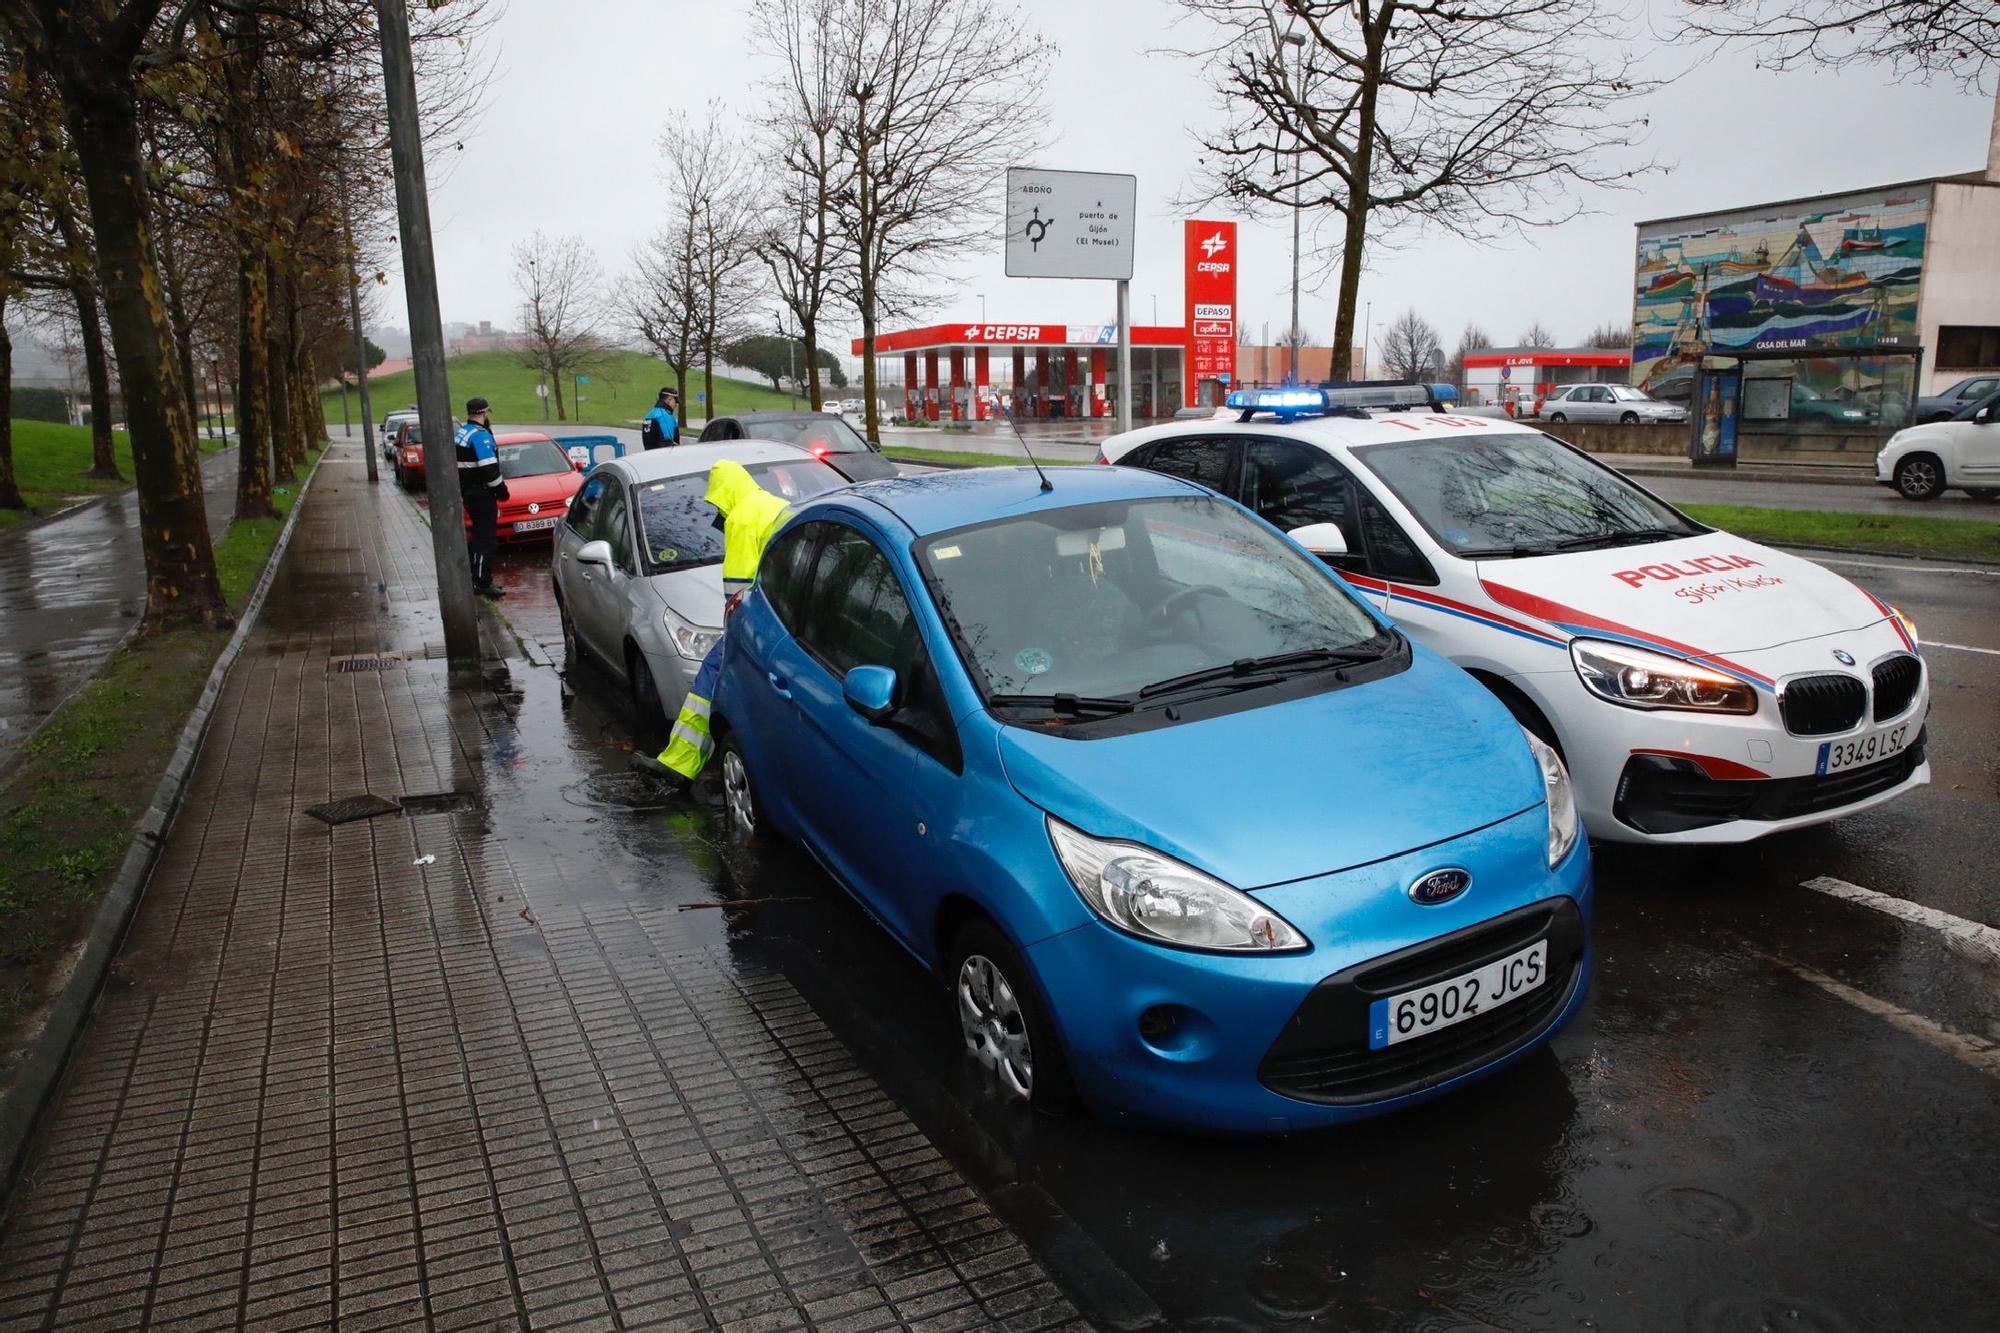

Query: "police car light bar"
<box><xmin>1225</xmin><ymin>380</ymin><xmax>1456</xmax><ymax>421</ymax></box>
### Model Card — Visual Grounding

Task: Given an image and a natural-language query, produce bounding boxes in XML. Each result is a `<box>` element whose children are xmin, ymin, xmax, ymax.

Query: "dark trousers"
<box><xmin>463</xmin><ymin>489</ymin><xmax>498</xmax><ymax>587</ymax></box>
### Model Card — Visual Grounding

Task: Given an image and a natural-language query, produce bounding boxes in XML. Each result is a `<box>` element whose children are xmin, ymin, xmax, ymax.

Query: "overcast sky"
<box><xmin>385</xmin><ymin>0</ymin><xmax>1995</xmax><ymax>360</ymax></box>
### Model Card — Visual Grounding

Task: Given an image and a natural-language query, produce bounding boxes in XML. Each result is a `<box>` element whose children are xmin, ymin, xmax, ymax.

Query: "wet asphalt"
<box><xmin>467</xmin><ymin>522</ymin><xmax>2000</xmax><ymax>1331</ymax></box>
<box><xmin>0</xmin><ymin>448</ymin><xmax>238</xmax><ymax>772</ymax></box>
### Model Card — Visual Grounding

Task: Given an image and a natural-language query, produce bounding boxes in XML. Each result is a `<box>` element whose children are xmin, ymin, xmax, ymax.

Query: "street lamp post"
<box><xmin>1281</xmin><ymin>29</ymin><xmax>1307</xmax><ymax>385</ymax></box>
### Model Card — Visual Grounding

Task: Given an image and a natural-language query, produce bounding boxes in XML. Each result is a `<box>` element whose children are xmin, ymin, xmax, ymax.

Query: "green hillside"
<box><xmin>1</xmin><ymin>420</ymin><xmax>149</xmax><ymax>534</ymax></box>
<box><xmin>331</xmin><ymin>349</ymin><xmax>805</xmax><ymax>428</ymax></box>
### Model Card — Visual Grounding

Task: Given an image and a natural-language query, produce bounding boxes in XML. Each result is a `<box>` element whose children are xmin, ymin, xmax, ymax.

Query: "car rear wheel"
<box><xmin>1548</xmin><ymin>411</ymin><xmax>1567</xmax><ymax>423</ymax></box>
<box><xmin>1894</xmin><ymin>453</ymin><xmax>1944</xmax><ymax>501</ymax></box>
<box><xmin>1966</xmin><ymin>488</ymin><xmax>1999</xmax><ymax>502</ymax></box>
<box><xmin>1619</xmin><ymin>411</ymin><xmax>1639</xmax><ymax>425</ymax></box>
<box><xmin>948</xmin><ymin>919</ymin><xmax>1072</xmax><ymax>1112</ymax></box>
<box><xmin>718</xmin><ymin>732</ymin><xmax>757</xmax><ymax>839</ymax></box>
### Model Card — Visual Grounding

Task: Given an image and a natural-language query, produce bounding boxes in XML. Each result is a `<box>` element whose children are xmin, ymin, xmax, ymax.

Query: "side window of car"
<box><xmin>1967</xmin><ymin>379</ymin><xmax>1997</xmax><ymax>400</ymax></box>
<box><xmin>797</xmin><ymin>526</ymin><xmax>960</xmax><ymax>770</ymax></box>
<box><xmin>1359</xmin><ymin>494</ymin><xmax>1438</xmax><ymax>585</ymax></box>
<box><xmin>1134</xmin><ymin>436</ymin><xmax>1233</xmax><ymax>492</ymax></box>
<box><xmin>597</xmin><ymin>486</ymin><xmax>634</xmax><ymax>572</ymax></box>
<box><xmin>758</xmin><ymin>522</ymin><xmax>822</xmax><ymax>631</ymax></box>
<box><xmin>567</xmin><ymin>474</ymin><xmax>609</xmax><ymax>536</ymax></box>
<box><xmin>1238</xmin><ymin>440</ymin><xmax>1359</xmax><ymax>557</ymax></box>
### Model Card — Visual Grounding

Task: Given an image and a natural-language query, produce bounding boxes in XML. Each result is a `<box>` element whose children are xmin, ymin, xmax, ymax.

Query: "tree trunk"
<box><xmin>0</xmin><ymin>300</ymin><xmax>23</xmax><ymax>510</ymax></box>
<box><xmin>1330</xmin><ymin>10</ymin><xmax>1389</xmax><ymax>381</ymax></box>
<box><xmin>157</xmin><ymin>211</ymin><xmax>200</xmax><ymax>427</ymax></box>
<box><xmin>233</xmin><ymin>241</ymin><xmax>274</xmax><ymax>521</ymax></box>
<box><xmin>53</xmin><ymin>50</ymin><xmax>226</xmax><ymax>628</ymax></box>
<box><xmin>553</xmin><ymin>363</ymin><xmax>568</xmax><ymax>421</ymax></box>
<box><xmin>803</xmin><ymin>325</ymin><xmax>823</xmax><ymax>412</ymax></box>
<box><xmin>74</xmin><ymin>284</ymin><xmax>122</xmax><ymax>479</ymax></box>
<box><xmin>265</xmin><ymin>255</ymin><xmax>296</xmax><ymax>487</ymax></box>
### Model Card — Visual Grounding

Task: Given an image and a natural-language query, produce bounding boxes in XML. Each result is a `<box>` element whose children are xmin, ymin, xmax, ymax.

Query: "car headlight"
<box><xmin>1523</xmin><ymin>728</ymin><xmax>1579</xmax><ymax>867</ymax></box>
<box><xmin>1891</xmin><ymin>605</ymin><xmax>1917</xmax><ymax>641</ymax></box>
<box><xmin>1570</xmin><ymin>638</ymin><xmax>1758</xmax><ymax>714</ymax></box>
<box><xmin>662</xmin><ymin>605</ymin><xmax>721</xmax><ymax>660</ymax></box>
<box><xmin>1046</xmin><ymin>817</ymin><xmax>1308</xmax><ymax>952</ymax></box>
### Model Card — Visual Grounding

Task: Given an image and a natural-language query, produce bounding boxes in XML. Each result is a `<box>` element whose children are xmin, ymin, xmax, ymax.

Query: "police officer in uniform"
<box><xmin>642</xmin><ymin>387</ymin><xmax>680</xmax><ymax>449</ymax></box>
<box><xmin>454</xmin><ymin>397</ymin><xmax>509</xmax><ymax>599</ymax></box>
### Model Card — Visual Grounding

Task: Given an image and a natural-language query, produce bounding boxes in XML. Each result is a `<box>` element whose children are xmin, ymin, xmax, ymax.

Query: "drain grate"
<box><xmin>398</xmin><ymin>789</ymin><xmax>481</xmax><ymax>816</ymax></box>
<box><xmin>304</xmin><ymin>794</ymin><xmax>403</xmax><ymax>826</ymax></box>
<box><xmin>329</xmin><ymin>652</ymin><xmax>410</xmax><ymax>673</ymax></box>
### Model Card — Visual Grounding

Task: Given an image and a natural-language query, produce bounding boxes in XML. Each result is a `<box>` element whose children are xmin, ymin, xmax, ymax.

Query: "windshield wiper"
<box><xmin>1137</xmin><ymin>647</ymin><xmax>1381</xmax><ymax>700</ymax></box>
<box><xmin>1457</xmin><ymin>544</ymin><xmax>1557</xmax><ymax>559</ymax></box>
<box><xmin>987</xmin><ymin>692</ymin><xmax>1135</xmax><ymax>716</ymax></box>
<box><xmin>1550</xmin><ymin>527</ymin><xmax>1690</xmax><ymax>553</ymax></box>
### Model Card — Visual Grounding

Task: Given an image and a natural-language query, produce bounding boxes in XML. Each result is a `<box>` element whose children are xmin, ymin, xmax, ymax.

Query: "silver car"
<box><xmin>1538</xmin><ymin>383</ymin><xmax>1685</xmax><ymax>425</ymax></box>
<box><xmin>552</xmin><ymin>441</ymin><xmax>850</xmax><ymax>724</ymax></box>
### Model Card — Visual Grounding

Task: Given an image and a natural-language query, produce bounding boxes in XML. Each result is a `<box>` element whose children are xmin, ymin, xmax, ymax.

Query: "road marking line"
<box><xmin>1919</xmin><ymin>639</ymin><xmax>2000</xmax><ymax>657</ymax></box>
<box><xmin>1756</xmin><ymin>951</ymin><xmax>2000</xmax><ymax>1080</ymax></box>
<box><xmin>1799</xmin><ymin>554</ymin><xmax>2000</xmax><ymax>578</ymax></box>
<box><xmin>1800</xmin><ymin>875</ymin><xmax>2000</xmax><ymax>971</ymax></box>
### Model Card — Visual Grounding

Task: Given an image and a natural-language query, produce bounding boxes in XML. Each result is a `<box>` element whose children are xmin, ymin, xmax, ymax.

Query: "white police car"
<box><xmin>1101</xmin><ymin>384</ymin><xmax>1929</xmax><ymax>844</ymax></box>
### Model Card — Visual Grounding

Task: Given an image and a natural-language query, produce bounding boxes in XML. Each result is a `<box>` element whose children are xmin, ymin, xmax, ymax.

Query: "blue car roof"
<box><xmin>828</xmin><ymin>464</ymin><xmax>1204</xmax><ymax>538</ymax></box>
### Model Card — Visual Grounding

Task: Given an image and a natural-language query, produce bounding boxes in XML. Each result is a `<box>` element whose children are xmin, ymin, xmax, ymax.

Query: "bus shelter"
<box><xmin>855</xmin><ymin>321</ymin><xmax>1188</xmax><ymax>422</ymax></box>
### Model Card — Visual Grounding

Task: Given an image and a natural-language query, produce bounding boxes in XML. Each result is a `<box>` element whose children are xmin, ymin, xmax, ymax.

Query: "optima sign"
<box><xmin>1184</xmin><ymin>220</ymin><xmax>1238</xmax><ymax>403</ymax></box>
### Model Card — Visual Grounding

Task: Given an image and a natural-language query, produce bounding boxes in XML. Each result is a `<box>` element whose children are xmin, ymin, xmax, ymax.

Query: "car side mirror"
<box><xmin>577</xmin><ymin>539</ymin><xmax>613</xmax><ymax>568</ymax></box>
<box><xmin>843</xmin><ymin>665</ymin><xmax>898</xmax><ymax>723</ymax></box>
<box><xmin>1978</xmin><ymin>407</ymin><xmax>1995</xmax><ymax>425</ymax></box>
<box><xmin>1288</xmin><ymin>522</ymin><xmax>1348</xmax><ymax>557</ymax></box>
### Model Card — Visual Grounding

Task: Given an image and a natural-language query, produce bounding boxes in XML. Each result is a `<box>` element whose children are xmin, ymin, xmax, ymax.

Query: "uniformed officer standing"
<box><xmin>454</xmin><ymin>397</ymin><xmax>509</xmax><ymax>599</ymax></box>
<box><xmin>642</xmin><ymin>386</ymin><xmax>680</xmax><ymax>449</ymax></box>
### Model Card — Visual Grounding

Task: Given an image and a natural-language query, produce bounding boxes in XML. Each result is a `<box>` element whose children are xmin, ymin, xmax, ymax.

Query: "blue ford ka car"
<box><xmin>712</xmin><ymin>465</ymin><xmax>1592</xmax><ymax>1133</ymax></box>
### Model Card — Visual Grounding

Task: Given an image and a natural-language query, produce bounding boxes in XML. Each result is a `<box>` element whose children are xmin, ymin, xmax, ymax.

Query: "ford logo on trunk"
<box><xmin>1409</xmin><ymin>868</ymin><xmax>1471</xmax><ymax>906</ymax></box>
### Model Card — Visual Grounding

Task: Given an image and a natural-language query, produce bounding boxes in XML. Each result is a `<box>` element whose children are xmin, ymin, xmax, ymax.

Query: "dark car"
<box><xmin>696</xmin><ymin>411</ymin><xmax>898</xmax><ymax>481</ymax></box>
<box><xmin>1915</xmin><ymin>375</ymin><xmax>2000</xmax><ymax>423</ymax></box>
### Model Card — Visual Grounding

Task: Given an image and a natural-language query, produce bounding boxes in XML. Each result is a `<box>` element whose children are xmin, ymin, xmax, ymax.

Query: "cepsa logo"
<box><xmin>1613</xmin><ymin>553</ymin><xmax>1762</xmax><ymax>588</ymax></box>
<box><xmin>961</xmin><ymin>325</ymin><xmax>1042</xmax><ymax>341</ymax></box>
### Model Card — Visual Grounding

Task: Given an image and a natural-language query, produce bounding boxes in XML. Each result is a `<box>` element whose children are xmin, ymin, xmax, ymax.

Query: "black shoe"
<box><xmin>476</xmin><ymin>582</ymin><xmax>507</xmax><ymax>600</ymax></box>
<box><xmin>628</xmin><ymin>753</ymin><xmax>688</xmax><ymax>791</ymax></box>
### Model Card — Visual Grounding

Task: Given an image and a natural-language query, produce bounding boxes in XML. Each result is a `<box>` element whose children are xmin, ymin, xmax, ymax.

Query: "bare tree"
<box><xmin>1380</xmin><ymin>307</ymin><xmax>1442</xmax><ymax>381</ymax></box>
<box><xmin>1519</xmin><ymin>320</ymin><xmax>1557</xmax><ymax>348</ymax></box>
<box><xmin>751</xmin><ymin>0</ymin><xmax>853</xmax><ymax>411</ymax></box>
<box><xmin>1448</xmin><ymin>322</ymin><xmax>1492</xmax><ymax>386</ymax></box>
<box><xmin>513</xmin><ymin>231</ymin><xmax>606</xmax><ymax>422</ymax></box>
<box><xmin>1584</xmin><ymin>321</ymin><xmax>1631</xmax><ymax>350</ymax></box>
<box><xmin>652</xmin><ymin>104</ymin><xmax>761</xmax><ymax>423</ymax></box>
<box><xmin>624</xmin><ymin>223</ymin><xmax>703</xmax><ymax>416</ymax></box>
<box><xmin>1178</xmin><ymin>0</ymin><xmax>1658</xmax><ymax>379</ymax></box>
<box><xmin>833</xmin><ymin>0</ymin><xmax>1057</xmax><ymax>441</ymax></box>
<box><xmin>1679</xmin><ymin>0</ymin><xmax>1999</xmax><ymax>179</ymax></box>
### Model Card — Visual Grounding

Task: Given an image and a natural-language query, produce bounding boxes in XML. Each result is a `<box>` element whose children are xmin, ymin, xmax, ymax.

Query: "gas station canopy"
<box><xmin>855</xmin><ymin>321</ymin><xmax>1189</xmax><ymax>423</ymax></box>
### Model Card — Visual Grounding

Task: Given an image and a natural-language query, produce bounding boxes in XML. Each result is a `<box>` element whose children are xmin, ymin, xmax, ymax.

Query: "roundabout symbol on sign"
<box><xmin>1023</xmin><ymin>206</ymin><xmax>1051</xmax><ymax>252</ymax></box>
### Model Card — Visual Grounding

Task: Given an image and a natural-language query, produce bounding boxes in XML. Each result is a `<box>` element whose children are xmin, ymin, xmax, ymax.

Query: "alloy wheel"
<box><xmin>956</xmin><ymin>954</ymin><xmax>1033</xmax><ymax>1101</ymax></box>
<box><xmin>721</xmin><ymin>748</ymin><xmax>756</xmax><ymax>837</ymax></box>
<box><xmin>1896</xmin><ymin>456</ymin><xmax>1941</xmax><ymax>500</ymax></box>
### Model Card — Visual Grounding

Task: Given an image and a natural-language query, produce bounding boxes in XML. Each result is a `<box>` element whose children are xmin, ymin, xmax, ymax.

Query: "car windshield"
<box><xmin>916</xmin><ymin>496</ymin><xmax>1392</xmax><ymax>709</ymax></box>
<box><xmin>634</xmin><ymin>458</ymin><xmax>847</xmax><ymax>573</ymax></box>
<box><xmin>496</xmin><ymin>440</ymin><xmax>574</xmax><ymax>478</ymax></box>
<box><xmin>1354</xmin><ymin>432</ymin><xmax>1705</xmax><ymax>558</ymax></box>
<box><xmin>741</xmin><ymin>417</ymin><xmax>871</xmax><ymax>454</ymax></box>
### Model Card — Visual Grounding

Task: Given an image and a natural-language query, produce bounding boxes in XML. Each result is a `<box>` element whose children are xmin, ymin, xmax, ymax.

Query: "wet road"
<box><xmin>0</xmin><ymin>450</ymin><xmax>237</xmax><ymax>771</ymax></box>
<box><xmin>477</xmin><ymin>529</ymin><xmax>2000</xmax><ymax>1331</ymax></box>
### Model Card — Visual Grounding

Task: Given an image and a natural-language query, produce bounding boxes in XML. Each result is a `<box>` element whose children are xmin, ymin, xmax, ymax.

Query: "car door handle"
<box><xmin>766</xmin><ymin>672</ymin><xmax>792</xmax><ymax>700</ymax></box>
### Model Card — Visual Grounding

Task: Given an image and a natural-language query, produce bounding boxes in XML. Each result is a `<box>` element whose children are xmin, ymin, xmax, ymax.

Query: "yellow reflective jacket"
<box><xmin>707</xmin><ymin>459</ymin><xmax>792</xmax><ymax>598</ymax></box>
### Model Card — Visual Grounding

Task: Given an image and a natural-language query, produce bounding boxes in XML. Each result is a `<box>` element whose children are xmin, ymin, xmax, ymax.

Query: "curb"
<box><xmin>0</xmin><ymin>445</ymin><xmax>323</xmax><ymax>1195</ymax></box>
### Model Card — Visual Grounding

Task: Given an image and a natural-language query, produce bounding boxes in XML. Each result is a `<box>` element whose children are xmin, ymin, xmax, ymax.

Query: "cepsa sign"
<box><xmin>1184</xmin><ymin>220</ymin><xmax>1237</xmax><ymax>405</ymax></box>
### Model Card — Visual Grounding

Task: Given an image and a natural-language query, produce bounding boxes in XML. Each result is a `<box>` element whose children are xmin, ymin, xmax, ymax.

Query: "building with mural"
<box><xmin>1631</xmin><ymin>172</ymin><xmax>2000</xmax><ymax>432</ymax></box>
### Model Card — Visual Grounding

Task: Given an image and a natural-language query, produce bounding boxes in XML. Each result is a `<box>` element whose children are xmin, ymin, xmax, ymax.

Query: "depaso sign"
<box><xmin>1184</xmin><ymin>220</ymin><xmax>1238</xmax><ymax>405</ymax></box>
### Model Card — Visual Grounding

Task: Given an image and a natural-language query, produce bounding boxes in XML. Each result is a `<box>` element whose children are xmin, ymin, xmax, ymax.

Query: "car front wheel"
<box><xmin>1894</xmin><ymin>453</ymin><xmax>1944</xmax><ymax>501</ymax></box>
<box><xmin>948</xmin><ymin>919</ymin><xmax>1071</xmax><ymax>1112</ymax></box>
<box><xmin>628</xmin><ymin>644</ymin><xmax>667</xmax><ymax>729</ymax></box>
<box><xmin>1619</xmin><ymin>411</ymin><xmax>1639</xmax><ymax>425</ymax></box>
<box><xmin>559</xmin><ymin>597</ymin><xmax>586</xmax><ymax>668</ymax></box>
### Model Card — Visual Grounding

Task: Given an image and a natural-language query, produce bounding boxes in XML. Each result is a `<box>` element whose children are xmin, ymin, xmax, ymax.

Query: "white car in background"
<box><xmin>1875</xmin><ymin>388</ymin><xmax>2000</xmax><ymax>501</ymax></box>
<box><xmin>1537</xmin><ymin>384</ymin><xmax>1686</xmax><ymax>425</ymax></box>
<box><xmin>1101</xmin><ymin>385</ymin><xmax>1930</xmax><ymax>844</ymax></box>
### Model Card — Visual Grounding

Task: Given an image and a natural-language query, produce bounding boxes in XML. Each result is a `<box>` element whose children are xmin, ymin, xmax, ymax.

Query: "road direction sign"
<box><xmin>576</xmin><ymin>376</ymin><xmax>593</xmax><ymax>383</ymax></box>
<box><xmin>1005</xmin><ymin>168</ymin><xmax>1137</xmax><ymax>281</ymax></box>
<box><xmin>535</xmin><ymin>382</ymin><xmax>548</xmax><ymax>398</ymax></box>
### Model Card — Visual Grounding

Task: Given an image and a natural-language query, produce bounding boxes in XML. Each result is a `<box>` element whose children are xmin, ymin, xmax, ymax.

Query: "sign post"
<box><xmin>1005</xmin><ymin>167</ymin><xmax>1137</xmax><ymax>432</ymax></box>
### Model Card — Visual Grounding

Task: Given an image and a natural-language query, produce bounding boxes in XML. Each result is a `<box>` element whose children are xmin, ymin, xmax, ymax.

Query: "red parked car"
<box><xmin>467</xmin><ymin>433</ymin><xmax>585</xmax><ymax>543</ymax></box>
<box><xmin>391</xmin><ymin>419</ymin><xmax>447</xmax><ymax>490</ymax></box>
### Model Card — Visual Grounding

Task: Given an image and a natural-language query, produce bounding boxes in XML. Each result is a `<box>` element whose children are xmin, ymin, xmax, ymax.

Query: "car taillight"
<box><xmin>1093</xmin><ymin>450</ymin><xmax>1109</xmax><ymax>464</ymax></box>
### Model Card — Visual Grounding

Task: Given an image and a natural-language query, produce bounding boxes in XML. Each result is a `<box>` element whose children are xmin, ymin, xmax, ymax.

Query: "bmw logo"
<box><xmin>1409</xmin><ymin>868</ymin><xmax>1471</xmax><ymax>906</ymax></box>
<box><xmin>1832</xmin><ymin>648</ymin><xmax>1855</xmax><ymax>666</ymax></box>
<box><xmin>526</xmin><ymin>502</ymin><xmax>541</xmax><ymax>515</ymax></box>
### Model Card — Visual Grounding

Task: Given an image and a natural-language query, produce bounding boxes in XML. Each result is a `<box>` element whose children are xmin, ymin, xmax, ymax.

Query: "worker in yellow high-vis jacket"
<box><xmin>631</xmin><ymin>459</ymin><xmax>793</xmax><ymax>787</ymax></box>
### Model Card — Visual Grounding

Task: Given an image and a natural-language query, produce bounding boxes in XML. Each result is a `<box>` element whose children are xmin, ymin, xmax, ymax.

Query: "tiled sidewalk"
<box><xmin>0</xmin><ymin>444</ymin><xmax>1087</xmax><ymax>1331</ymax></box>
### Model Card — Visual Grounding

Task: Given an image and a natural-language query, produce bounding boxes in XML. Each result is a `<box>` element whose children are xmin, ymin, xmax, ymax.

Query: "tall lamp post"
<box><xmin>1280</xmin><ymin>28</ymin><xmax>1307</xmax><ymax>385</ymax></box>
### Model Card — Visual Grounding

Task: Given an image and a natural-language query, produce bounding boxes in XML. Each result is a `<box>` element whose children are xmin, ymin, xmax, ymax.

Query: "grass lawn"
<box><xmin>332</xmin><ymin>348</ymin><xmax>807</xmax><ymax>428</ymax></box>
<box><xmin>1683</xmin><ymin>503</ymin><xmax>2000</xmax><ymax>563</ymax></box>
<box><xmin>882</xmin><ymin>445</ymin><xmax>1089</xmax><ymax>468</ymax></box>
<box><xmin>1</xmin><ymin>420</ymin><xmax>230</xmax><ymax>535</ymax></box>
<box><xmin>0</xmin><ymin>443</ymin><xmax>321</xmax><ymax>1050</ymax></box>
